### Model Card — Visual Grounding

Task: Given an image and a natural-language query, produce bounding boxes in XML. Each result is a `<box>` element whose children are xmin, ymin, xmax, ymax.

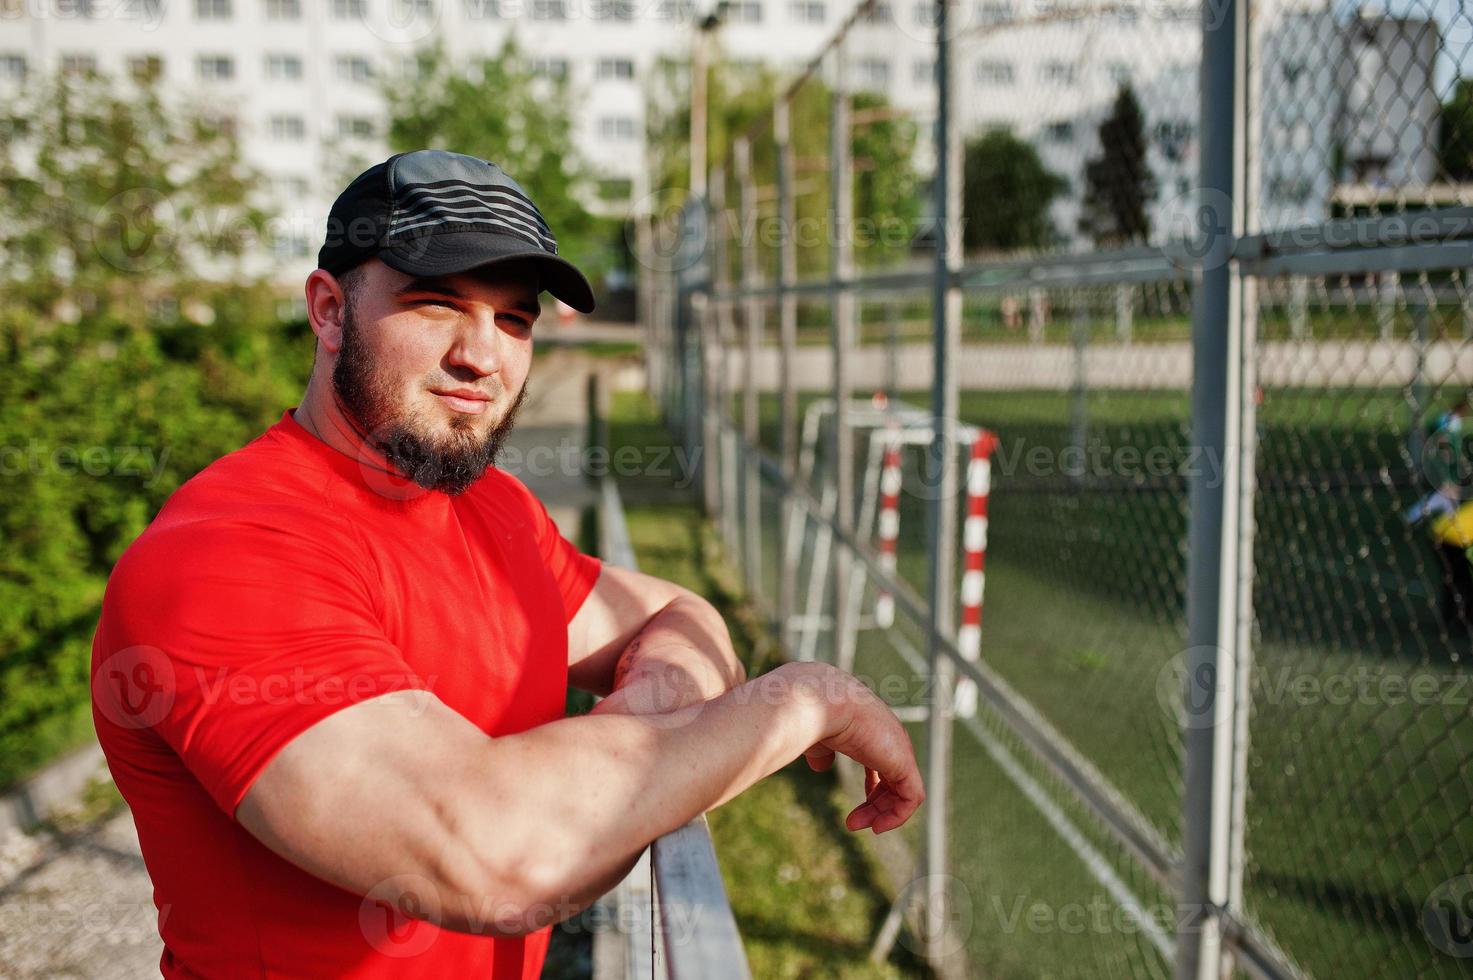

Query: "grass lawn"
<box><xmin>606</xmin><ymin>392</ymin><xmax>931</xmax><ymax>979</ymax></box>
<box><xmin>691</xmin><ymin>381</ymin><xmax>1473</xmax><ymax>978</ymax></box>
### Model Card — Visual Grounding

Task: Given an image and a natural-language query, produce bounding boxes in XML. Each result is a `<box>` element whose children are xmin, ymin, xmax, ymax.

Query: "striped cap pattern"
<box><xmin>388</xmin><ymin>178</ymin><xmax>559</xmax><ymax>255</ymax></box>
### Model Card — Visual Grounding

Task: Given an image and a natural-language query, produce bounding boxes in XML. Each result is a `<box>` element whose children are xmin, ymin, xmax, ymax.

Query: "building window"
<box><xmin>595</xmin><ymin>58</ymin><xmax>634</xmax><ymax>80</ymax></box>
<box><xmin>719</xmin><ymin>0</ymin><xmax>761</xmax><ymax>23</ymax></box>
<box><xmin>598</xmin><ymin>116</ymin><xmax>637</xmax><ymax>140</ymax></box>
<box><xmin>1044</xmin><ymin>120</ymin><xmax>1073</xmax><ymax>143</ymax></box>
<box><xmin>194</xmin><ymin>0</ymin><xmax>231</xmax><ymax>17</ymax></box>
<box><xmin>197</xmin><ymin>55</ymin><xmax>234</xmax><ymax>81</ymax></box>
<box><xmin>265</xmin><ymin>0</ymin><xmax>300</xmax><ymax>16</ymax></box>
<box><xmin>393</xmin><ymin>0</ymin><xmax>432</xmax><ymax>17</ymax></box>
<box><xmin>0</xmin><ymin>54</ymin><xmax>26</xmax><ymax>83</ymax></box>
<box><xmin>976</xmin><ymin>60</ymin><xmax>1013</xmax><ymax>84</ymax></box>
<box><xmin>60</xmin><ymin>53</ymin><xmax>98</xmax><ymax>75</ymax></box>
<box><xmin>332</xmin><ymin>0</ymin><xmax>367</xmax><ymax>18</ymax></box>
<box><xmin>591</xmin><ymin>0</ymin><xmax>635</xmax><ymax>19</ymax></box>
<box><xmin>127</xmin><ymin>55</ymin><xmax>164</xmax><ymax>81</ymax></box>
<box><xmin>654</xmin><ymin>0</ymin><xmax>691</xmax><ymax>18</ymax></box>
<box><xmin>530</xmin><ymin>0</ymin><xmax>566</xmax><ymax>19</ymax></box>
<box><xmin>912</xmin><ymin>1</ymin><xmax>934</xmax><ymax>26</ymax></box>
<box><xmin>1040</xmin><ymin>60</ymin><xmax>1076</xmax><ymax>84</ymax></box>
<box><xmin>913</xmin><ymin>58</ymin><xmax>932</xmax><ymax>84</ymax></box>
<box><xmin>1106</xmin><ymin>61</ymin><xmax>1131</xmax><ymax>85</ymax></box>
<box><xmin>201</xmin><ymin>112</ymin><xmax>237</xmax><ymax>138</ymax></box>
<box><xmin>975</xmin><ymin>0</ymin><xmax>1009</xmax><ymax>22</ymax></box>
<box><xmin>273</xmin><ymin>175</ymin><xmax>311</xmax><ymax>198</ymax></box>
<box><xmin>395</xmin><ymin>53</ymin><xmax>432</xmax><ymax>79</ymax></box>
<box><xmin>855</xmin><ymin>57</ymin><xmax>890</xmax><ymax>89</ymax></box>
<box><xmin>265</xmin><ymin>53</ymin><xmax>303</xmax><ymax>80</ymax></box>
<box><xmin>529</xmin><ymin>57</ymin><xmax>569</xmax><ymax>79</ymax></box>
<box><xmin>862</xmin><ymin>1</ymin><xmax>891</xmax><ymax>22</ymax></box>
<box><xmin>335</xmin><ymin>55</ymin><xmax>376</xmax><ymax>83</ymax></box>
<box><xmin>54</xmin><ymin>0</ymin><xmax>98</xmax><ymax>16</ymax></box>
<box><xmin>118</xmin><ymin>0</ymin><xmax>163</xmax><ymax>19</ymax></box>
<box><xmin>463</xmin><ymin>0</ymin><xmax>499</xmax><ymax>18</ymax></box>
<box><xmin>1155</xmin><ymin>119</ymin><xmax>1194</xmax><ymax>162</ymax></box>
<box><xmin>788</xmin><ymin>0</ymin><xmax>822</xmax><ymax>23</ymax></box>
<box><xmin>270</xmin><ymin>114</ymin><xmax>306</xmax><ymax>140</ymax></box>
<box><xmin>337</xmin><ymin>115</ymin><xmax>375</xmax><ymax>139</ymax></box>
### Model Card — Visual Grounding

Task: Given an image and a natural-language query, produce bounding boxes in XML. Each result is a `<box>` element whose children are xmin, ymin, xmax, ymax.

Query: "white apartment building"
<box><xmin>0</xmin><ymin>0</ymin><xmax>1445</xmax><ymax>285</ymax></box>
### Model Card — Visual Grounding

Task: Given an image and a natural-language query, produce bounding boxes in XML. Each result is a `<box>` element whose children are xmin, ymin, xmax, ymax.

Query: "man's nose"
<box><xmin>445</xmin><ymin>311</ymin><xmax>503</xmax><ymax>378</ymax></box>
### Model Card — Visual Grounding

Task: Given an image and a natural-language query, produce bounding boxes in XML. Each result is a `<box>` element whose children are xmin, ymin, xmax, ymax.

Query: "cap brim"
<box><xmin>380</xmin><ymin>231</ymin><xmax>596</xmax><ymax>315</ymax></box>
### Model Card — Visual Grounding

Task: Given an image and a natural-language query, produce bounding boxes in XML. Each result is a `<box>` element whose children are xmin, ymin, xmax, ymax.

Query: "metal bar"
<box><xmin>737</xmin><ymin>137</ymin><xmax>763</xmax><ymax>604</ymax></box>
<box><xmin>922</xmin><ymin>0</ymin><xmax>962</xmax><ymax>966</ymax></box>
<box><xmin>1178</xmin><ymin>0</ymin><xmax>1246</xmax><ymax>971</ymax></box>
<box><xmin>597</xmin><ymin>479</ymin><xmax>751</xmax><ymax>980</ymax></box>
<box><xmin>831</xmin><ymin>42</ymin><xmax>857</xmax><ymax>674</ymax></box>
<box><xmin>650</xmin><ymin>817</ymin><xmax>753</xmax><ymax>980</ymax></box>
<box><xmin>776</xmin><ymin>97</ymin><xmax>800</xmax><ymax>657</ymax></box>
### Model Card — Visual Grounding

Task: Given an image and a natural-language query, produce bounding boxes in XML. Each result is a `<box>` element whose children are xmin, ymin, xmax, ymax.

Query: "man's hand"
<box><xmin>783</xmin><ymin>662</ymin><xmax>925</xmax><ymax>834</ymax></box>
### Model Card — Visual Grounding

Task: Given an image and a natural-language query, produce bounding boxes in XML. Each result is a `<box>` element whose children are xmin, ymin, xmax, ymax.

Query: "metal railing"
<box><xmin>590</xmin><ymin>474</ymin><xmax>752</xmax><ymax>980</ymax></box>
<box><xmin>635</xmin><ymin>0</ymin><xmax>1473</xmax><ymax>976</ymax></box>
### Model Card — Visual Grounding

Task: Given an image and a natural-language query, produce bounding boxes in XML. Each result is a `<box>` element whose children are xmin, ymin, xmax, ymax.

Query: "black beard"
<box><xmin>332</xmin><ymin>301</ymin><xmax>527</xmax><ymax>496</ymax></box>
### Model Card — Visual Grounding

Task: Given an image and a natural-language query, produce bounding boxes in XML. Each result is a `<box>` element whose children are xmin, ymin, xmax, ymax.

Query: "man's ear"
<box><xmin>305</xmin><ymin>269</ymin><xmax>350</xmax><ymax>354</ymax></box>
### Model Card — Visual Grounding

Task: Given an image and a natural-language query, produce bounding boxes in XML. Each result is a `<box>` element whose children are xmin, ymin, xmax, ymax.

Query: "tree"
<box><xmin>961</xmin><ymin>129</ymin><xmax>1067</xmax><ymax>253</ymax></box>
<box><xmin>643</xmin><ymin>51</ymin><xmax>922</xmax><ymax>278</ymax></box>
<box><xmin>0</xmin><ymin>69</ymin><xmax>272</xmax><ymax>327</ymax></box>
<box><xmin>1078</xmin><ymin>85</ymin><xmax>1156</xmax><ymax>248</ymax></box>
<box><xmin>383</xmin><ymin>40</ymin><xmax>619</xmax><ymax>287</ymax></box>
<box><xmin>1438</xmin><ymin>78</ymin><xmax>1473</xmax><ymax>181</ymax></box>
<box><xmin>0</xmin><ymin>68</ymin><xmax>304</xmax><ymax>787</ymax></box>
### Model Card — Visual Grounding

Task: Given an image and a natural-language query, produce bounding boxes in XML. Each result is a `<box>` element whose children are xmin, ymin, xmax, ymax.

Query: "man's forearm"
<box><xmin>438</xmin><ymin>663</ymin><xmax>831</xmax><ymax>933</ymax></box>
<box><xmin>592</xmin><ymin>594</ymin><xmax>745</xmax><ymax>714</ymax></box>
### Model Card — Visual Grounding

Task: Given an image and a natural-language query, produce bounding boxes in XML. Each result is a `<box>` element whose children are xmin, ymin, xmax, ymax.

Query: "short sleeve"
<box><xmin>91</xmin><ymin>514</ymin><xmax>429</xmax><ymax>817</ymax></box>
<box><xmin>499</xmin><ymin>474</ymin><xmax>602</xmax><ymax>622</ymax></box>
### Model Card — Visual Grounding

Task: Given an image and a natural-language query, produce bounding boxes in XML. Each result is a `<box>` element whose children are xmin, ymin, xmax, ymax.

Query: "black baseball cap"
<box><xmin>317</xmin><ymin>149</ymin><xmax>596</xmax><ymax>314</ymax></box>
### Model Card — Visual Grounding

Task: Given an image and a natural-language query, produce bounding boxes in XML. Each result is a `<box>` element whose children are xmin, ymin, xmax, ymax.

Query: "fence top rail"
<box><xmin>595</xmin><ymin>478</ymin><xmax>752</xmax><ymax>980</ymax></box>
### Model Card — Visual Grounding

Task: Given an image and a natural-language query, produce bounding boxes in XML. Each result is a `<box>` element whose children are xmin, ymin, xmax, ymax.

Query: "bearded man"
<box><xmin>90</xmin><ymin>149</ymin><xmax>923</xmax><ymax>978</ymax></box>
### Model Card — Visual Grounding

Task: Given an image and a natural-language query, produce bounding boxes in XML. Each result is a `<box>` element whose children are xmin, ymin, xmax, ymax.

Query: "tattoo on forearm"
<box><xmin>613</xmin><ymin>638</ymin><xmax>642</xmax><ymax>689</ymax></box>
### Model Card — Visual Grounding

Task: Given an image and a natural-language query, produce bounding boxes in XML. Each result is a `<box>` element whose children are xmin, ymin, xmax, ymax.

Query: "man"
<box><xmin>90</xmin><ymin>149</ymin><xmax>923</xmax><ymax>978</ymax></box>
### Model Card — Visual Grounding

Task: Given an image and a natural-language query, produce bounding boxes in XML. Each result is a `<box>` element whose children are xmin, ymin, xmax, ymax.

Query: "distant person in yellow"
<box><xmin>1405</xmin><ymin>395</ymin><xmax>1473</xmax><ymax>624</ymax></box>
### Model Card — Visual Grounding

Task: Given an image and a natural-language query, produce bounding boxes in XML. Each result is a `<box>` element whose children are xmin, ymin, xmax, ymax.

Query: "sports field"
<box><xmin>712</xmin><ymin>382</ymin><xmax>1473</xmax><ymax>978</ymax></box>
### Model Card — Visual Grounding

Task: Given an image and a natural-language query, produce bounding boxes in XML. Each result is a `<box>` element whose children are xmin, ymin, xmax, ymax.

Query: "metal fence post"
<box><xmin>830</xmin><ymin>41</ymin><xmax>857</xmax><ymax>673</ymax></box>
<box><xmin>737</xmin><ymin>136</ymin><xmax>764</xmax><ymax>603</ymax></box>
<box><xmin>1178</xmin><ymin>0</ymin><xmax>1249</xmax><ymax>973</ymax></box>
<box><xmin>923</xmin><ymin>0</ymin><xmax>962</xmax><ymax>966</ymax></box>
<box><xmin>711</xmin><ymin>166</ymin><xmax>738</xmax><ymax>553</ymax></box>
<box><xmin>776</xmin><ymin>98</ymin><xmax>800</xmax><ymax>655</ymax></box>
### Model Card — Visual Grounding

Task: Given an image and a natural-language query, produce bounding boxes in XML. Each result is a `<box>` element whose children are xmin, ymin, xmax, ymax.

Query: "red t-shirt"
<box><xmin>90</xmin><ymin>408</ymin><xmax>602</xmax><ymax>978</ymax></box>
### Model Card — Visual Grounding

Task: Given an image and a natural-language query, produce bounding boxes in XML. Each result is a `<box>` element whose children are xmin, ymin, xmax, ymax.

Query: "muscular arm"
<box><xmin>567</xmin><ymin>563</ymin><xmax>745</xmax><ymax>712</ymax></box>
<box><xmin>237</xmin><ymin>661</ymin><xmax>921</xmax><ymax>938</ymax></box>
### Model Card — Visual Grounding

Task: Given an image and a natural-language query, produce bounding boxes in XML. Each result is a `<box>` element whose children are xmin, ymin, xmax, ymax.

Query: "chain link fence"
<box><xmin>636</xmin><ymin>0</ymin><xmax>1473</xmax><ymax>976</ymax></box>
